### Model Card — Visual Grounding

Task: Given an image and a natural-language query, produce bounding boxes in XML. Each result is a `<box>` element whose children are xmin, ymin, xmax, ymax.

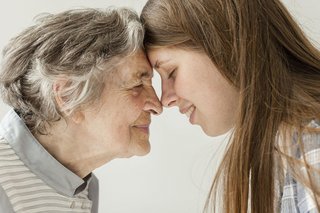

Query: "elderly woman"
<box><xmin>0</xmin><ymin>8</ymin><xmax>162</xmax><ymax>213</ymax></box>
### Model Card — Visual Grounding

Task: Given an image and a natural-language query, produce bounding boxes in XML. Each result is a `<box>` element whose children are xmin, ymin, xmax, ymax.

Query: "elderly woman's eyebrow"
<box><xmin>136</xmin><ymin>70</ymin><xmax>153</xmax><ymax>79</ymax></box>
<box><xmin>123</xmin><ymin>70</ymin><xmax>153</xmax><ymax>87</ymax></box>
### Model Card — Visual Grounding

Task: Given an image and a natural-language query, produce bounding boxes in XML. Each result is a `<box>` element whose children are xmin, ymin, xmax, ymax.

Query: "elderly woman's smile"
<box><xmin>131</xmin><ymin>115</ymin><xmax>151</xmax><ymax>134</ymax></box>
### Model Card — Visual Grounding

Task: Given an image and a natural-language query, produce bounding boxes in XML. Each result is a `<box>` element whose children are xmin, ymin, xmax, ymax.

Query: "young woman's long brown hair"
<box><xmin>141</xmin><ymin>0</ymin><xmax>320</xmax><ymax>212</ymax></box>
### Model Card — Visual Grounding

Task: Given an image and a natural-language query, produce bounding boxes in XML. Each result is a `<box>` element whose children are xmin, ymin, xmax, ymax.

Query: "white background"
<box><xmin>0</xmin><ymin>1</ymin><xmax>319</xmax><ymax>213</ymax></box>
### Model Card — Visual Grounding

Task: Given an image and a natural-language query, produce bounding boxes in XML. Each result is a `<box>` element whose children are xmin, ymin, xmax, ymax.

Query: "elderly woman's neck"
<box><xmin>34</xmin><ymin>120</ymin><xmax>115</xmax><ymax>178</ymax></box>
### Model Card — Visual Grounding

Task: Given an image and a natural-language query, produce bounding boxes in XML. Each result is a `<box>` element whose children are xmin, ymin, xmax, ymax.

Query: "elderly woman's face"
<box><xmin>80</xmin><ymin>50</ymin><xmax>162</xmax><ymax>158</ymax></box>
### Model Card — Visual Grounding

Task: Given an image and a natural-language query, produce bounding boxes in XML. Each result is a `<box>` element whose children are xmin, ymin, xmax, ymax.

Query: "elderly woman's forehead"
<box><xmin>116</xmin><ymin>52</ymin><xmax>153</xmax><ymax>78</ymax></box>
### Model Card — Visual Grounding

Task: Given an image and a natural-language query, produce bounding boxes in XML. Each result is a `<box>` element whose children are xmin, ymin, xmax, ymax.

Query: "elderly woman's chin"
<box><xmin>119</xmin><ymin>141</ymin><xmax>151</xmax><ymax>158</ymax></box>
<box><xmin>127</xmin><ymin>130</ymin><xmax>151</xmax><ymax>157</ymax></box>
<box><xmin>134</xmin><ymin>141</ymin><xmax>151</xmax><ymax>157</ymax></box>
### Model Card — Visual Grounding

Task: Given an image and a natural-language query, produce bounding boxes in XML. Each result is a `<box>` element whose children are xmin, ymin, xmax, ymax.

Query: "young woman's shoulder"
<box><xmin>301</xmin><ymin>119</ymin><xmax>320</xmax><ymax>156</ymax></box>
<box><xmin>279</xmin><ymin>119</ymin><xmax>320</xmax><ymax>213</ymax></box>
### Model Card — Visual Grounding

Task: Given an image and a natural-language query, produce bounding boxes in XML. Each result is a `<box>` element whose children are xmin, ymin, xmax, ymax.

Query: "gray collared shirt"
<box><xmin>0</xmin><ymin>109</ymin><xmax>99</xmax><ymax>213</ymax></box>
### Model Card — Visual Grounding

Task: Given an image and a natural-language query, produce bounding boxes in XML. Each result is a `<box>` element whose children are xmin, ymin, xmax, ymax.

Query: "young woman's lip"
<box><xmin>189</xmin><ymin>107</ymin><xmax>196</xmax><ymax>124</ymax></box>
<box><xmin>180</xmin><ymin>105</ymin><xmax>195</xmax><ymax>114</ymax></box>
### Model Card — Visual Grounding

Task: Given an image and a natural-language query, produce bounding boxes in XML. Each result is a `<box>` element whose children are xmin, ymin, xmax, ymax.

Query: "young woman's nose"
<box><xmin>161</xmin><ymin>80</ymin><xmax>178</xmax><ymax>107</ymax></box>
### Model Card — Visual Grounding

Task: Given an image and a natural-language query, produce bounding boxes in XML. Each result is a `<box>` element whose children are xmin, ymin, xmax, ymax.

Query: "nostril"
<box><xmin>167</xmin><ymin>100</ymin><xmax>177</xmax><ymax>107</ymax></box>
<box><xmin>150</xmin><ymin>109</ymin><xmax>158</xmax><ymax>115</ymax></box>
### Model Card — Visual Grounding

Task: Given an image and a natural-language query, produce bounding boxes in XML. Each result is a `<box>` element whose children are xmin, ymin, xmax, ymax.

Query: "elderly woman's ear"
<box><xmin>53</xmin><ymin>78</ymin><xmax>84</xmax><ymax>124</ymax></box>
<box><xmin>53</xmin><ymin>78</ymin><xmax>68</xmax><ymax>107</ymax></box>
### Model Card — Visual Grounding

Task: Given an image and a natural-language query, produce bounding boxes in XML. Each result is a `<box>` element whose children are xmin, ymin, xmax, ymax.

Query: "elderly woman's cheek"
<box><xmin>131</xmin><ymin>86</ymin><xmax>143</xmax><ymax>97</ymax></box>
<box><xmin>130</xmin><ymin>89</ymin><xmax>146</xmax><ymax>108</ymax></box>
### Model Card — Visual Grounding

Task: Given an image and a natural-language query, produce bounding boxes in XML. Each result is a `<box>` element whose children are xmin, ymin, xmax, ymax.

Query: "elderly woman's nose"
<box><xmin>143</xmin><ymin>87</ymin><xmax>163</xmax><ymax>115</ymax></box>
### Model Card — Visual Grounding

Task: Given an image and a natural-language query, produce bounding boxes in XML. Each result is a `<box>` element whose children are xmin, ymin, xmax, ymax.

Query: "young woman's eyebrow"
<box><xmin>154</xmin><ymin>59</ymin><xmax>170</xmax><ymax>69</ymax></box>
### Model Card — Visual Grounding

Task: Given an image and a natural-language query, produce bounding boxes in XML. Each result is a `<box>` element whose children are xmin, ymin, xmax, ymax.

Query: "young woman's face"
<box><xmin>148</xmin><ymin>47</ymin><xmax>239</xmax><ymax>136</ymax></box>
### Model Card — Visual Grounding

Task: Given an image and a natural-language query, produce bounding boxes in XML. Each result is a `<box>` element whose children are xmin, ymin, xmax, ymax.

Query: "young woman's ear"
<box><xmin>52</xmin><ymin>78</ymin><xmax>84</xmax><ymax>124</ymax></box>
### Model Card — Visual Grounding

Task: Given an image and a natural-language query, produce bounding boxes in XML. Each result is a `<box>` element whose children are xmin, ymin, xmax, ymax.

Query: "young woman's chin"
<box><xmin>200</xmin><ymin>124</ymin><xmax>234</xmax><ymax>138</ymax></box>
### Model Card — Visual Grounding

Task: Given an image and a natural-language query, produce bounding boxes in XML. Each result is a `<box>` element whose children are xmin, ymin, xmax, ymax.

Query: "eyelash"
<box><xmin>168</xmin><ymin>68</ymin><xmax>176</xmax><ymax>79</ymax></box>
<box><xmin>133</xmin><ymin>84</ymin><xmax>143</xmax><ymax>89</ymax></box>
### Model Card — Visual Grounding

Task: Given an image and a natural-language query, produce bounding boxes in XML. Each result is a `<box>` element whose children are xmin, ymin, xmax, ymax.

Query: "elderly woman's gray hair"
<box><xmin>0</xmin><ymin>8</ymin><xmax>144</xmax><ymax>134</ymax></box>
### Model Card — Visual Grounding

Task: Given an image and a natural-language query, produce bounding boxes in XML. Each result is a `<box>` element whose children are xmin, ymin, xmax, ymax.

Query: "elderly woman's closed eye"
<box><xmin>0</xmin><ymin>8</ymin><xmax>162</xmax><ymax>213</ymax></box>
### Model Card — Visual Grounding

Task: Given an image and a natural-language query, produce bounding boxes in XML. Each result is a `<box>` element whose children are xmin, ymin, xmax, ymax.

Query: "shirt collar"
<box><xmin>0</xmin><ymin>109</ymin><xmax>90</xmax><ymax>197</ymax></box>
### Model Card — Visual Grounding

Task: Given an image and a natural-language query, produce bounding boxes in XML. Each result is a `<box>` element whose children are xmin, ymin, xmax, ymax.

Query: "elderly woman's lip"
<box><xmin>133</xmin><ymin>124</ymin><xmax>150</xmax><ymax>128</ymax></box>
<box><xmin>133</xmin><ymin>125</ymin><xmax>150</xmax><ymax>134</ymax></box>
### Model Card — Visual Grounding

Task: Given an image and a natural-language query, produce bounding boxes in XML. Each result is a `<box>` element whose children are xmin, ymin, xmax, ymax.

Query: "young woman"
<box><xmin>140</xmin><ymin>0</ymin><xmax>320</xmax><ymax>212</ymax></box>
